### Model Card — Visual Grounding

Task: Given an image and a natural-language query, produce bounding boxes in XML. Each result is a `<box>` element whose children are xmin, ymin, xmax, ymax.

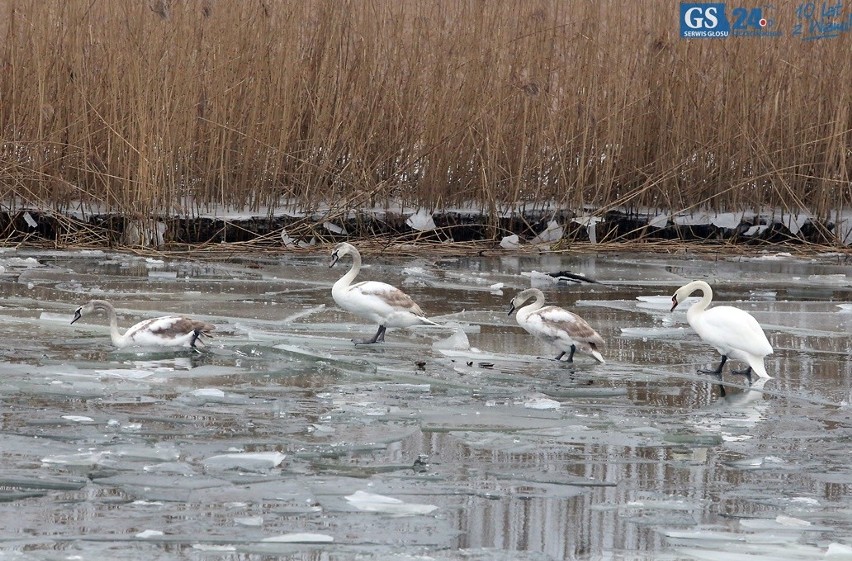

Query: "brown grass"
<box><xmin>0</xmin><ymin>0</ymin><xmax>850</xmax><ymax>239</ymax></box>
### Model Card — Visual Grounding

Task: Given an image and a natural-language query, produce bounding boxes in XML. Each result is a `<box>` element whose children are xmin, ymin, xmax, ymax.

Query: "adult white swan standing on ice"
<box><xmin>330</xmin><ymin>242</ymin><xmax>436</xmax><ymax>344</ymax></box>
<box><xmin>670</xmin><ymin>280</ymin><xmax>773</xmax><ymax>383</ymax></box>
<box><xmin>71</xmin><ymin>299</ymin><xmax>214</xmax><ymax>348</ymax></box>
<box><xmin>508</xmin><ymin>288</ymin><xmax>605</xmax><ymax>364</ymax></box>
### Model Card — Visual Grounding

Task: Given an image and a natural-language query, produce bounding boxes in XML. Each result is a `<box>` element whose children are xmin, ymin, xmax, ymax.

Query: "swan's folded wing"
<box><xmin>534</xmin><ymin>306</ymin><xmax>605</xmax><ymax>346</ymax></box>
<box><xmin>352</xmin><ymin>281</ymin><xmax>425</xmax><ymax>316</ymax></box>
<box><xmin>700</xmin><ymin>306</ymin><xmax>773</xmax><ymax>355</ymax></box>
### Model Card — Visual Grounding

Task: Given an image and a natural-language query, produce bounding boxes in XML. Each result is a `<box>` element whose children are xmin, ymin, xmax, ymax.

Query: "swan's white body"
<box><xmin>671</xmin><ymin>281</ymin><xmax>772</xmax><ymax>379</ymax></box>
<box><xmin>509</xmin><ymin>288</ymin><xmax>605</xmax><ymax>363</ymax></box>
<box><xmin>330</xmin><ymin>243</ymin><xmax>435</xmax><ymax>343</ymax></box>
<box><xmin>72</xmin><ymin>300</ymin><xmax>214</xmax><ymax>348</ymax></box>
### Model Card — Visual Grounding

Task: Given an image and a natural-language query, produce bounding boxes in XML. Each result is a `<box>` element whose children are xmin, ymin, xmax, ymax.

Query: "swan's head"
<box><xmin>71</xmin><ymin>301</ymin><xmax>107</xmax><ymax>325</ymax></box>
<box><xmin>329</xmin><ymin>242</ymin><xmax>356</xmax><ymax>268</ymax></box>
<box><xmin>671</xmin><ymin>281</ymin><xmax>707</xmax><ymax>312</ymax></box>
<box><xmin>71</xmin><ymin>302</ymin><xmax>96</xmax><ymax>324</ymax></box>
<box><xmin>508</xmin><ymin>288</ymin><xmax>542</xmax><ymax>316</ymax></box>
<box><xmin>71</xmin><ymin>306</ymin><xmax>84</xmax><ymax>325</ymax></box>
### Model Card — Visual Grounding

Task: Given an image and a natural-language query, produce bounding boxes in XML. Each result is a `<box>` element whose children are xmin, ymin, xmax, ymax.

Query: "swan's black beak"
<box><xmin>71</xmin><ymin>308</ymin><xmax>83</xmax><ymax>325</ymax></box>
<box><xmin>507</xmin><ymin>303</ymin><xmax>516</xmax><ymax>316</ymax></box>
<box><xmin>329</xmin><ymin>251</ymin><xmax>339</xmax><ymax>268</ymax></box>
<box><xmin>670</xmin><ymin>296</ymin><xmax>678</xmax><ymax>312</ymax></box>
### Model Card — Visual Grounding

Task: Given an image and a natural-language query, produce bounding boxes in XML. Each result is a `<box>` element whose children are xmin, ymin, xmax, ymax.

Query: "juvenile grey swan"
<box><xmin>330</xmin><ymin>243</ymin><xmax>436</xmax><ymax>344</ymax></box>
<box><xmin>671</xmin><ymin>280</ymin><xmax>773</xmax><ymax>383</ymax></box>
<box><xmin>71</xmin><ymin>300</ymin><xmax>214</xmax><ymax>348</ymax></box>
<box><xmin>508</xmin><ymin>288</ymin><xmax>605</xmax><ymax>363</ymax></box>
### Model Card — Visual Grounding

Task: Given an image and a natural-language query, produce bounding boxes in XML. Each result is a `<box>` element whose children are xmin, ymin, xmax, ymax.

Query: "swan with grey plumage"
<box><xmin>71</xmin><ymin>299</ymin><xmax>214</xmax><ymax>348</ymax></box>
<box><xmin>508</xmin><ymin>288</ymin><xmax>605</xmax><ymax>363</ymax></box>
<box><xmin>330</xmin><ymin>242</ymin><xmax>436</xmax><ymax>344</ymax></box>
<box><xmin>670</xmin><ymin>280</ymin><xmax>772</xmax><ymax>383</ymax></box>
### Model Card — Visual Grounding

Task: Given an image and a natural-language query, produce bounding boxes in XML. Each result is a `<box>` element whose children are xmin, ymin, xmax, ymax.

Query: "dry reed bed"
<box><xmin>0</xmin><ymin>0</ymin><xmax>850</xmax><ymax>245</ymax></box>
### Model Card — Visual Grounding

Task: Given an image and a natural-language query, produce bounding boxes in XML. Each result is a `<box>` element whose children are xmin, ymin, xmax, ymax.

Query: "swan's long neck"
<box><xmin>685</xmin><ymin>281</ymin><xmax>713</xmax><ymax>320</ymax></box>
<box><xmin>91</xmin><ymin>300</ymin><xmax>125</xmax><ymax>346</ymax></box>
<box><xmin>517</xmin><ymin>289</ymin><xmax>546</xmax><ymax>321</ymax></box>
<box><xmin>334</xmin><ymin>251</ymin><xmax>361</xmax><ymax>292</ymax></box>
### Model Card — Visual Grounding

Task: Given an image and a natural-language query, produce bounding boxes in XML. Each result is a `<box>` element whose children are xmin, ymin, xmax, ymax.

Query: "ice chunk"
<box><xmin>521</xmin><ymin>270</ymin><xmax>557</xmax><ymax>287</ymax></box>
<box><xmin>673</xmin><ymin>212</ymin><xmax>711</xmax><ymax>226</ymax></box>
<box><xmin>406</xmin><ymin>209</ymin><xmax>437</xmax><ymax>232</ymax></box>
<box><xmin>191</xmin><ymin>388</ymin><xmax>225</xmax><ymax>398</ymax></box>
<box><xmin>23</xmin><ymin>212</ymin><xmax>38</xmax><ymax>228</ymax></box>
<box><xmin>572</xmin><ymin>215</ymin><xmax>602</xmax><ymax>244</ymax></box>
<box><xmin>322</xmin><ymin>221</ymin><xmax>347</xmax><ymax>235</ymax></box>
<box><xmin>531</xmin><ymin>220</ymin><xmax>564</xmax><ymax>245</ymax></box>
<box><xmin>136</xmin><ymin>529</ymin><xmax>164</xmax><ymax>538</ymax></box>
<box><xmin>262</xmin><ymin>533</ymin><xmax>334</xmax><ymax>543</ymax></box>
<box><xmin>234</xmin><ymin>516</ymin><xmax>264</xmax><ymax>527</ymax></box>
<box><xmin>524</xmin><ymin>397</ymin><xmax>561</xmax><ymax>410</ymax></box>
<box><xmin>782</xmin><ymin>213</ymin><xmax>807</xmax><ymax>235</ymax></box>
<box><xmin>344</xmin><ymin>490</ymin><xmax>438</xmax><ymax>516</ymax></box>
<box><xmin>837</xmin><ymin>304</ymin><xmax>852</xmax><ymax>313</ymax></box>
<box><xmin>61</xmin><ymin>415</ymin><xmax>95</xmax><ymax>423</ymax></box>
<box><xmin>826</xmin><ymin>543</ymin><xmax>852</xmax><ymax>558</ymax></box>
<box><xmin>711</xmin><ymin>212</ymin><xmax>741</xmax><ymax>229</ymax></box>
<box><xmin>432</xmin><ymin>329</ymin><xmax>471</xmax><ymax>351</ymax></box>
<box><xmin>648</xmin><ymin>214</ymin><xmax>669</xmax><ymax>228</ymax></box>
<box><xmin>500</xmin><ymin>234</ymin><xmax>520</xmax><ymax>249</ymax></box>
<box><xmin>743</xmin><ymin>224</ymin><xmax>769</xmax><ymax>237</ymax></box>
<box><xmin>202</xmin><ymin>452</ymin><xmax>286</xmax><ymax>472</ymax></box>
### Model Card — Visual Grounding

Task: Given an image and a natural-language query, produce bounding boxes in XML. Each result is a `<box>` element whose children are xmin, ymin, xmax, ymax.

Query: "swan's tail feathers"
<box><xmin>747</xmin><ymin>357</ymin><xmax>771</xmax><ymax>379</ymax></box>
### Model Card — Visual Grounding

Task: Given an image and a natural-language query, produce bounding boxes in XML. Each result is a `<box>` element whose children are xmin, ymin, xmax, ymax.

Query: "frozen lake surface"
<box><xmin>0</xmin><ymin>247</ymin><xmax>850</xmax><ymax>560</ymax></box>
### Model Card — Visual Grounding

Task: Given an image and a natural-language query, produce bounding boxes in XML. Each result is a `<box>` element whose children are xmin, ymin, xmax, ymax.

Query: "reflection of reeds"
<box><xmin>0</xmin><ymin>1</ymin><xmax>849</xmax><ymax>236</ymax></box>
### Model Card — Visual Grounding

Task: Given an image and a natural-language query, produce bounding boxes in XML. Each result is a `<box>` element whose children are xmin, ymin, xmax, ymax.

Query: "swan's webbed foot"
<box><xmin>731</xmin><ymin>366</ymin><xmax>753</xmax><ymax>385</ymax></box>
<box><xmin>354</xmin><ymin>325</ymin><xmax>386</xmax><ymax>345</ymax></box>
<box><xmin>698</xmin><ymin>355</ymin><xmax>727</xmax><ymax>376</ymax></box>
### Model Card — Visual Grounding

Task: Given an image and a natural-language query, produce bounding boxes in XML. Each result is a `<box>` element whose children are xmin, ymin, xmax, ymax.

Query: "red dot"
<box><xmin>759</xmin><ymin>18</ymin><xmax>767</xmax><ymax>27</ymax></box>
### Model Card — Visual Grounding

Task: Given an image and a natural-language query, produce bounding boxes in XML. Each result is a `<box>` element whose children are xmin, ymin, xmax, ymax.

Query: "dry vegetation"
<box><xmin>0</xmin><ymin>0</ymin><xmax>850</xmax><ymax>245</ymax></box>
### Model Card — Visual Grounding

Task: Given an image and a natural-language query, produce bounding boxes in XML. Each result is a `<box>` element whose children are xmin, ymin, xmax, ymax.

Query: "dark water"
<box><xmin>0</xmin><ymin>248</ymin><xmax>850</xmax><ymax>560</ymax></box>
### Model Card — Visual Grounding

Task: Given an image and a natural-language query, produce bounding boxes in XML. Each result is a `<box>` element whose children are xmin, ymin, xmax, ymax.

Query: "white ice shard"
<box><xmin>500</xmin><ymin>234</ymin><xmax>520</xmax><ymax>249</ymax></box>
<box><xmin>406</xmin><ymin>209</ymin><xmax>437</xmax><ymax>232</ymax></box>
<box><xmin>202</xmin><ymin>452</ymin><xmax>286</xmax><ymax>472</ymax></box>
<box><xmin>262</xmin><ymin>533</ymin><xmax>334</xmax><ymax>543</ymax></box>
<box><xmin>531</xmin><ymin>220</ymin><xmax>564</xmax><ymax>245</ymax></box>
<box><xmin>344</xmin><ymin>490</ymin><xmax>438</xmax><ymax>515</ymax></box>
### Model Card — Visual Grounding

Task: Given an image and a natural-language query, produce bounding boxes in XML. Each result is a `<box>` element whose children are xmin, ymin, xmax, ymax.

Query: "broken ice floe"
<box><xmin>344</xmin><ymin>490</ymin><xmax>438</xmax><ymax>516</ymax></box>
<box><xmin>262</xmin><ymin>533</ymin><xmax>334</xmax><ymax>543</ymax></box>
<box><xmin>406</xmin><ymin>209</ymin><xmax>437</xmax><ymax>232</ymax></box>
<box><xmin>571</xmin><ymin>215</ymin><xmax>602</xmax><ymax>243</ymax></box>
<box><xmin>202</xmin><ymin>452</ymin><xmax>287</xmax><ymax>472</ymax></box>
<box><xmin>500</xmin><ymin>234</ymin><xmax>520</xmax><ymax>249</ymax></box>
<box><xmin>530</xmin><ymin>220</ymin><xmax>564</xmax><ymax>245</ymax></box>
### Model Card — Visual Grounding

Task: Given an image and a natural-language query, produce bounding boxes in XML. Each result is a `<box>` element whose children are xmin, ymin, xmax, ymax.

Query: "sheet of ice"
<box><xmin>432</xmin><ymin>329</ymin><xmax>471</xmax><ymax>351</ymax></box>
<box><xmin>523</xmin><ymin>397</ymin><xmax>561</xmax><ymax>410</ymax></box>
<box><xmin>202</xmin><ymin>452</ymin><xmax>287</xmax><ymax>472</ymax></box>
<box><xmin>61</xmin><ymin>415</ymin><xmax>95</xmax><ymax>423</ymax></box>
<box><xmin>521</xmin><ymin>270</ymin><xmax>557</xmax><ymax>287</ymax></box>
<box><xmin>500</xmin><ymin>234</ymin><xmax>520</xmax><ymax>249</ymax></box>
<box><xmin>743</xmin><ymin>224</ymin><xmax>769</xmax><ymax>236</ymax></box>
<box><xmin>262</xmin><ymin>533</ymin><xmax>334</xmax><ymax>543</ymax></box>
<box><xmin>323</xmin><ymin>221</ymin><xmax>347</xmax><ymax>235</ymax></box>
<box><xmin>648</xmin><ymin>214</ymin><xmax>669</xmax><ymax>228</ymax></box>
<box><xmin>406</xmin><ymin>209</ymin><xmax>437</xmax><ymax>232</ymax></box>
<box><xmin>136</xmin><ymin>529</ymin><xmax>164</xmax><ymax>538</ymax></box>
<box><xmin>711</xmin><ymin>212</ymin><xmax>741</xmax><ymax>229</ymax></box>
<box><xmin>345</xmin><ymin>490</ymin><xmax>438</xmax><ymax>515</ymax></box>
<box><xmin>530</xmin><ymin>220</ymin><xmax>564</xmax><ymax>245</ymax></box>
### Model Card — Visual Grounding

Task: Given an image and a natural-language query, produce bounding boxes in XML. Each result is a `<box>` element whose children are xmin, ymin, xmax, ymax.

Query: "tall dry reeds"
<box><xmin>0</xmin><ymin>0</ymin><xmax>849</xmax><ymax>233</ymax></box>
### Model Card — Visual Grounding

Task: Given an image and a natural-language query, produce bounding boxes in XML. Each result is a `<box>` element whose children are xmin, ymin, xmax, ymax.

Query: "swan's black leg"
<box><xmin>699</xmin><ymin>355</ymin><xmax>727</xmax><ymax>375</ymax></box>
<box><xmin>190</xmin><ymin>330</ymin><xmax>201</xmax><ymax>348</ymax></box>
<box><xmin>565</xmin><ymin>344</ymin><xmax>576</xmax><ymax>363</ymax></box>
<box><xmin>554</xmin><ymin>351</ymin><xmax>566</xmax><ymax>361</ymax></box>
<box><xmin>730</xmin><ymin>366</ymin><xmax>753</xmax><ymax>385</ymax></box>
<box><xmin>718</xmin><ymin>381</ymin><xmax>727</xmax><ymax>398</ymax></box>
<box><xmin>354</xmin><ymin>325</ymin><xmax>386</xmax><ymax>345</ymax></box>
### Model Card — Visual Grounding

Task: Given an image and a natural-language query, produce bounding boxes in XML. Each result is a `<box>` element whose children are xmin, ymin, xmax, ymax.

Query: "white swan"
<box><xmin>508</xmin><ymin>288</ymin><xmax>605</xmax><ymax>363</ymax></box>
<box><xmin>71</xmin><ymin>300</ymin><xmax>214</xmax><ymax>348</ymax></box>
<box><xmin>330</xmin><ymin>242</ymin><xmax>436</xmax><ymax>344</ymax></box>
<box><xmin>670</xmin><ymin>280</ymin><xmax>772</xmax><ymax>382</ymax></box>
